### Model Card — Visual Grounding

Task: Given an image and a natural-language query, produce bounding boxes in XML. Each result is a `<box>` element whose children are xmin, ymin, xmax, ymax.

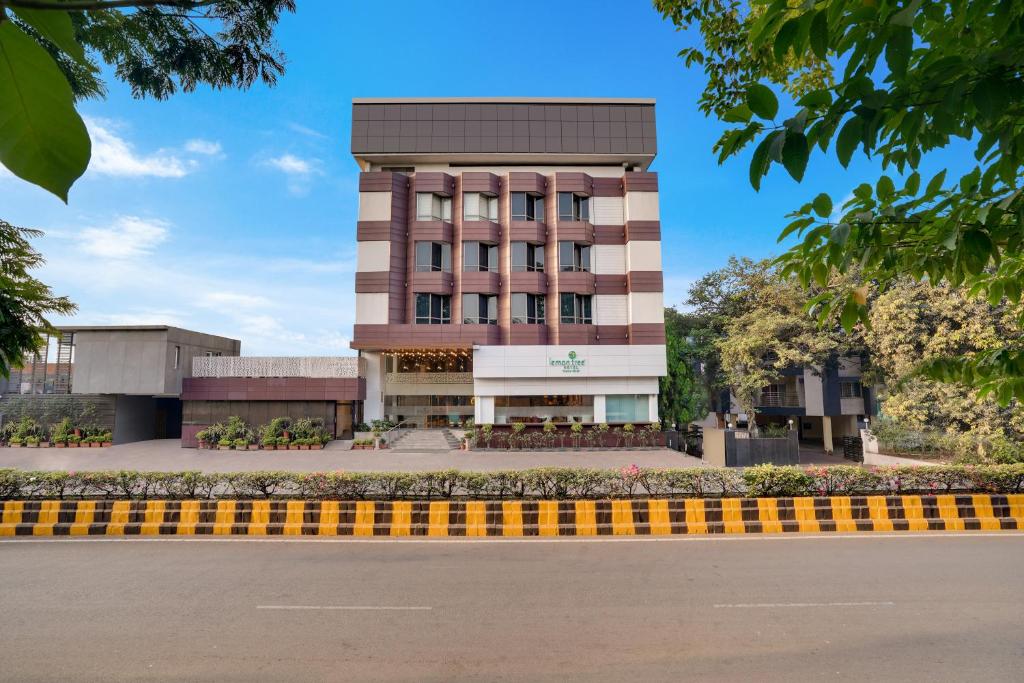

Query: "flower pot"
<box><xmin>289</xmin><ymin>445</ymin><xmax>300</xmax><ymax>450</ymax></box>
<box><xmin>263</xmin><ymin>444</ymin><xmax>276</xmax><ymax>451</ymax></box>
<box><xmin>311</xmin><ymin>443</ymin><xmax>323</xmax><ymax>450</ymax></box>
<box><xmin>73</xmin><ymin>428</ymin><xmax>82</xmax><ymax>438</ymax></box>
<box><xmin>102</xmin><ymin>442</ymin><xmax>112</xmax><ymax>447</ymax></box>
<box><xmin>299</xmin><ymin>444</ymin><xmax>310</xmax><ymax>450</ymax></box>
<box><xmin>247</xmin><ymin>444</ymin><xmax>259</xmax><ymax>451</ymax></box>
<box><xmin>55</xmin><ymin>442</ymin><xmax>66</xmax><ymax>448</ymax></box>
<box><xmin>68</xmin><ymin>443</ymin><xmax>79</xmax><ymax>449</ymax></box>
<box><xmin>218</xmin><ymin>445</ymin><xmax>232</xmax><ymax>451</ymax></box>
<box><xmin>282</xmin><ymin>430</ymin><xmax>291</xmax><ymax>441</ymax></box>
<box><xmin>90</xmin><ymin>442</ymin><xmax>101</xmax><ymax>448</ymax></box>
<box><xmin>41</xmin><ymin>442</ymin><xmax>51</xmax><ymax>448</ymax></box>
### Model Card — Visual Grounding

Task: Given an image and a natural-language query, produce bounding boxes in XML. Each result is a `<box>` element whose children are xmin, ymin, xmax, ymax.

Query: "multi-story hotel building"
<box><xmin>350</xmin><ymin>97</ymin><xmax>667</xmax><ymax>428</ymax></box>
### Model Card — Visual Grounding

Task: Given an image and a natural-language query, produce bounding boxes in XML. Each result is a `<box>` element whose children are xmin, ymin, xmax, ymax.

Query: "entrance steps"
<box><xmin>390</xmin><ymin>429</ymin><xmax>459</xmax><ymax>453</ymax></box>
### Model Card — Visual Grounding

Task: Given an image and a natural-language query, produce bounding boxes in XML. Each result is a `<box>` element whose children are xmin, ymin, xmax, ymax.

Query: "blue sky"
<box><xmin>3</xmin><ymin>0</ymin><xmax>970</xmax><ymax>355</ymax></box>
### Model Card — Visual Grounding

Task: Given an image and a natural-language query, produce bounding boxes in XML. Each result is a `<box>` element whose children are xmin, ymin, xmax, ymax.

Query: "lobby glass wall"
<box><xmin>494</xmin><ymin>395</ymin><xmax>594</xmax><ymax>425</ymax></box>
<box><xmin>382</xmin><ymin>350</ymin><xmax>473</xmax><ymax>428</ymax></box>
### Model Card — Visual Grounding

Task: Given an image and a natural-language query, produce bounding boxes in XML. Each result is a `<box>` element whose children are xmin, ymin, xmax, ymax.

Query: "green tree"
<box><xmin>0</xmin><ymin>220</ymin><xmax>75</xmax><ymax>378</ymax></box>
<box><xmin>657</xmin><ymin>0</ymin><xmax>1024</xmax><ymax>402</ymax></box>
<box><xmin>660</xmin><ymin>308</ymin><xmax>709</xmax><ymax>429</ymax></box>
<box><xmin>0</xmin><ymin>0</ymin><xmax>295</xmax><ymax>201</ymax></box>
<box><xmin>865</xmin><ymin>278</ymin><xmax>1024</xmax><ymax>438</ymax></box>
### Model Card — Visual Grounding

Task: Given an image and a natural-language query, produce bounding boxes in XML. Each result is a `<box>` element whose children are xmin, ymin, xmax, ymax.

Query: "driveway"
<box><xmin>0</xmin><ymin>439</ymin><xmax>705</xmax><ymax>472</ymax></box>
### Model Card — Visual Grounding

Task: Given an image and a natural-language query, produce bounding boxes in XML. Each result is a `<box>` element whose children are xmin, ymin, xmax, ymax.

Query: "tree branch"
<box><xmin>6</xmin><ymin>0</ymin><xmax>218</xmax><ymax>10</ymax></box>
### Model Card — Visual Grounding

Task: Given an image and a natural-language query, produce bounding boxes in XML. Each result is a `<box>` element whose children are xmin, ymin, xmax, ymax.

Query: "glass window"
<box><xmin>557</xmin><ymin>192</ymin><xmax>590</xmax><ymax>221</ymax></box>
<box><xmin>462</xmin><ymin>241</ymin><xmax>497</xmax><ymax>272</ymax></box>
<box><xmin>511</xmin><ymin>293</ymin><xmax>545</xmax><ymax>324</ymax></box>
<box><xmin>416</xmin><ymin>192</ymin><xmax>451</xmax><ymax>221</ymax></box>
<box><xmin>462</xmin><ymin>294</ymin><xmax>497</xmax><ymax>325</ymax></box>
<box><xmin>840</xmin><ymin>381</ymin><xmax>862</xmax><ymax>399</ymax></box>
<box><xmin>558</xmin><ymin>242</ymin><xmax>591</xmax><ymax>272</ymax></box>
<box><xmin>415</xmin><ymin>241</ymin><xmax>451</xmax><ymax>272</ymax></box>
<box><xmin>463</xmin><ymin>192</ymin><xmax>498</xmax><ymax>221</ymax></box>
<box><xmin>605</xmin><ymin>395</ymin><xmax>648</xmax><ymax>423</ymax></box>
<box><xmin>511</xmin><ymin>242</ymin><xmax>544</xmax><ymax>272</ymax></box>
<box><xmin>511</xmin><ymin>192</ymin><xmax>544</xmax><ymax>221</ymax></box>
<box><xmin>173</xmin><ymin>346</ymin><xmax>180</xmax><ymax>369</ymax></box>
<box><xmin>415</xmin><ymin>294</ymin><xmax>451</xmax><ymax>324</ymax></box>
<box><xmin>560</xmin><ymin>293</ymin><xmax>592</xmax><ymax>324</ymax></box>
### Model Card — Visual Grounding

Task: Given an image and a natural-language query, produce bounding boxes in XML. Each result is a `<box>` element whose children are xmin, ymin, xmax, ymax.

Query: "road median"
<box><xmin>2</xmin><ymin>495</ymin><xmax>1022</xmax><ymax>538</ymax></box>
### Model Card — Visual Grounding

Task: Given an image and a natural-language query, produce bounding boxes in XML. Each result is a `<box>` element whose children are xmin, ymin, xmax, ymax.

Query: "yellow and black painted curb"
<box><xmin>1</xmin><ymin>495</ymin><xmax>1022</xmax><ymax>538</ymax></box>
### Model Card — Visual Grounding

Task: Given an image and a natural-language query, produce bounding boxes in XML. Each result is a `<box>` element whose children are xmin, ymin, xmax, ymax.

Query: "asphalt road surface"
<box><xmin>1</xmin><ymin>534</ymin><xmax>1021</xmax><ymax>681</ymax></box>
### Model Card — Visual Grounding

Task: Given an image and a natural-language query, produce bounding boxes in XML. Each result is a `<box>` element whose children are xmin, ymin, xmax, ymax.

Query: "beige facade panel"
<box><xmin>591</xmin><ymin>196</ymin><xmax>624</xmax><ymax>225</ymax></box>
<box><xmin>626</xmin><ymin>240</ymin><xmax>662</xmax><ymax>272</ymax></box>
<box><xmin>358</xmin><ymin>191</ymin><xmax>392</xmax><ymax>221</ymax></box>
<box><xmin>624</xmin><ymin>191</ymin><xmax>659</xmax><ymax>221</ymax></box>
<box><xmin>594</xmin><ymin>294</ymin><xmax>628</xmax><ymax>325</ymax></box>
<box><xmin>356</xmin><ymin>241</ymin><xmax>391</xmax><ymax>272</ymax></box>
<box><xmin>628</xmin><ymin>292</ymin><xmax>665</xmax><ymax>324</ymax></box>
<box><xmin>355</xmin><ymin>293</ymin><xmax>390</xmax><ymax>325</ymax></box>
<box><xmin>593</xmin><ymin>244</ymin><xmax>626</xmax><ymax>274</ymax></box>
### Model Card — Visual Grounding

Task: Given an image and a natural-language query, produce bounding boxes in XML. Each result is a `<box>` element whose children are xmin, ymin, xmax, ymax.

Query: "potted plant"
<box><xmin>9</xmin><ymin>436</ymin><xmax>23</xmax><ymax>448</ymax></box>
<box><xmin>261</xmin><ymin>437</ymin><xmax>277</xmax><ymax>451</ymax></box>
<box><xmin>277</xmin><ymin>436</ymin><xmax>290</xmax><ymax>450</ymax></box>
<box><xmin>101</xmin><ymin>432</ymin><xmax>113</xmax><ymax>447</ymax></box>
<box><xmin>67</xmin><ymin>435</ymin><xmax>81</xmax><ymax>448</ymax></box>
<box><xmin>26</xmin><ymin>436</ymin><xmax>40</xmax><ymax>448</ymax></box>
<box><xmin>218</xmin><ymin>438</ymin><xmax>232</xmax><ymax>451</ymax></box>
<box><xmin>195</xmin><ymin>429</ymin><xmax>209</xmax><ymax>449</ymax></box>
<box><xmin>296</xmin><ymin>438</ymin><xmax>309</xmax><ymax>451</ymax></box>
<box><xmin>54</xmin><ymin>437</ymin><xmax>66</xmax><ymax>448</ymax></box>
<box><xmin>233</xmin><ymin>438</ymin><xmax>247</xmax><ymax>451</ymax></box>
<box><xmin>90</xmin><ymin>436</ymin><xmax>102</xmax><ymax>448</ymax></box>
<box><xmin>40</xmin><ymin>438</ymin><xmax>51</xmax><ymax>448</ymax></box>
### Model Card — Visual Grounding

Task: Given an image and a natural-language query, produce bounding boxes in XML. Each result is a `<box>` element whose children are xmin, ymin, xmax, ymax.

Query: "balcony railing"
<box><xmin>385</xmin><ymin>371</ymin><xmax>473</xmax><ymax>385</ymax></box>
<box><xmin>756</xmin><ymin>391</ymin><xmax>803</xmax><ymax>408</ymax></box>
<box><xmin>193</xmin><ymin>356</ymin><xmax>364</xmax><ymax>379</ymax></box>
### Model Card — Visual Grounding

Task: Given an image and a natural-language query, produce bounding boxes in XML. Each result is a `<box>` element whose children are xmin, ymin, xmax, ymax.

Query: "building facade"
<box><xmin>350</xmin><ymin>97</ymin><xmax>667</xmax><ymax>427</ymax></box>
<box><xmin>714</xmin><ymin>355</ymin><xmax>874</xmax><ymax>453</ymax></box>
<box><xmin>1</xmin><ymin>325</ymin><xmax>239</xmax><ymax>443</ymax></box>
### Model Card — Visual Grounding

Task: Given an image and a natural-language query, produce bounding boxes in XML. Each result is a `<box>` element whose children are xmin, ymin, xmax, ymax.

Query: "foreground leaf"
<box><xmin>0</xmin><ymin>22</ymin><xmax>90</xmax><ymax>202</ymax></box>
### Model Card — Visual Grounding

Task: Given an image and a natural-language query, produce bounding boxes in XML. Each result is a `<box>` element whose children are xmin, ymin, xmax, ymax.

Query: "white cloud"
<box><xmin>185</xmin><ymin>139</ymin><xmax>223</xmax><ymax>156</ymax></box>
<box><xmin>197</xmin><ymin>292</ymin><xmax>272</xmax><ymax>311</ymax></box>
<box><xmin>261</xmin><ymin>153</ymin><xmax>323</xmax><ymax>196</ymax></box>
<box><xmin>264</xmin><ymin>153</ymin><xmax>318</xmax><ymax>175</ymax></box>
<box><xmin>79</xmin><ymin>215</ymin><xmax>170</xmax><ymax>259</ymax></box>
<box><xmin>287</xmin><ymin>122</ymin><xmax>330</xmax><ymax>140</ymax></box>
<box><xmin>86</xmin><ymin>119</ymin><xmax>189</xmax><ymax>178</ymax></box>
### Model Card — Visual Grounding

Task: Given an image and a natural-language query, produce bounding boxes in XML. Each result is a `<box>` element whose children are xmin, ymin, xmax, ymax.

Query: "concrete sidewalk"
<box><xmin>0</xmin><ymin>439</ymin><xmax>705</xmax><ymax>472</ymax></box>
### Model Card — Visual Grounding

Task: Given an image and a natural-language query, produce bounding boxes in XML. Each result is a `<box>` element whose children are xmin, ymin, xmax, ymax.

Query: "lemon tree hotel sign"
<box><xmin>550</xmin><ymin>349</ymin><xmax>586</xmax><ymax>374</ymax></box>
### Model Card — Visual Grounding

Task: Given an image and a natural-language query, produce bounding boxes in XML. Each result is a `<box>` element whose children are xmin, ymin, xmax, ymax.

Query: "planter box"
<box><xmin>218</xmin><ymin>445</ymin><xmax>232</xmax><ymax>451</ymax></box>
<box><xmin>40</xmin><ymin>442</ymin><xmax>51</xmax><ymax>448</ymax></box>
<box><xmin>9</xmin><ymin>443</ymin><xmax>22</xmax><ymax>448</ymax></box>
<box><xmin>55</xmin><ymin>443</ymin><xmax>66</xmax><ymax>448</ymax></box>
<box><xmin>102</xmin><ymin>442</ymin><xmax>112</xmax><ymax>447</ymax></box>
<box><xmin>262</xmin><ymin>445</ymin><xmax>276</xmax><ymax>451</ymax></box>
<box><xmin>27</xmin><ymin>443</ymin><xmax>39</xmax><ymax>448</ymax></box>
<box><xmin>90</xmin><ymin>442</ymin><xmax>101</xmax><ymax>448</ymax></box>
<box><xmin>68</xmin><ymin>443</ymin><xmax>79</xmax><ymax>449</ymax></box>
<box><xmin>299</xmin><ymin>444</ymin><xmax>310</xmax><ymax>450</ymax></box>
<box><xmin>247</xmin><ymin>445</ymin><xmax>259</xmax><ymax>451</ymax></box>
<box><xmin>288</xmin><ymin>445</ymin><xmax>300</xmax><ymax>450</ymax></box>
<box><xmin>310</xmin><ymin>444</ymin><xmax>323</xmax><ymax>450</ymax></box>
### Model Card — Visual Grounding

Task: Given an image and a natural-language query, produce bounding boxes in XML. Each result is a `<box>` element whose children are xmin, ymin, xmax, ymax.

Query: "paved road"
<box><xmin>0</xmin><ymin>439</ymin><xmax>705</xmax><ymax>472</ymax></box>
<box><xmin>0</xmin><ymin>534</ymin><xmax>1020</xmax><ymax>681</ymax></box>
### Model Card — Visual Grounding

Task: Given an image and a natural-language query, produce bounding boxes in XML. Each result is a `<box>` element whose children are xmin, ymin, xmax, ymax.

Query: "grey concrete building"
<box><xmin>1</xmin><ymin>325</ymin><xmax>239</xmax><ymax>443</ymax></box>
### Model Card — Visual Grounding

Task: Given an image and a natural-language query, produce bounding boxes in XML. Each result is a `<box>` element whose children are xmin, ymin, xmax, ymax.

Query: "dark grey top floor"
<box><xmin>351</xmin><ymin>98</ymin><xmax>657</xmax><ymax>168</ymax></box>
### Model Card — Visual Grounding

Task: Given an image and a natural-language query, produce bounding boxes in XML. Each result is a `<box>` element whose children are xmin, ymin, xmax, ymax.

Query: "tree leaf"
<box><xmin>797</xmin><ymin>89</ymin><xmax>832</xmax><ymax>108</ymax></box>
<box><xmin>925</xmin><ymin>168</ymin><xmax>947</xmax><ymax>197</ymax></box>
<box><xmin>961</xmin><ymin>230</ymin><xmax>993</xmax><ymax>275</ymax></box>
<box><xmin>746</xmin><ymin>83</ymin><xmax>779</xmax><ymax>120</ymax></box>
<box><xmin>840</xmin><ymin>297</ymin><xmax>860</xmax><ymax>332</ymax></box>
<box><xmin>890</xmin><ymin>0</ymin><xmax>921</xmax><ymax>27</ymax></box>
<box><xmin>836</xmin><ymin>117</ymin><xmax>863</xmax><ymax>167</ymax></box>
<box><xmin>809</xmin><ymin>10</ymin><xmax>829</xmax><ymax>59</ymax></box>
<box><xmin>812</xmin><ymin>192</ymin><xmax>833</xmax><ymax>218</ymax></box>
<box><xmin>10</xmin><ymin>8</ymin><xmax>87</xmax><ymax>65</ymax></box>
<box><xmin>904</xmin><ymin>171</ymin><xmax>920</xmax><ymax>194</ymax></box>
<box><xmin>748</xmin><ymin>132</ymin><xmax>774</xmax><ymax>191</ymax></box>
<box><xmin>723</xmin><ymin>103</ymin><xmax>753</xmax><ymax>123</ymax></box>
<box><xmin>781</xmin><ymin>132</ymin><xmax>809</xmax><ymax>181</ymax></box>
<box><xmin>773</xmin><ymin>17</ymin><xmax>800</xmax><ymax>62</ymax></box>
<box><xmin>0</xmin><ymin>22</ymin><xmax>91</xmax><ymax>202</ymax></box>
<box><xmin>876</xmin><ymin>175</ymin><xmax>895</xmax><ymax>201</ymax></box>
<box><xmin>884</xmin><ymin>27</ymin><xmax>912</xmax><ymax>78</ymax></box>
<box><xmin>830</xmin><ymin>222</ymin><xmax>850</xmax><ymax>246</ymax></box>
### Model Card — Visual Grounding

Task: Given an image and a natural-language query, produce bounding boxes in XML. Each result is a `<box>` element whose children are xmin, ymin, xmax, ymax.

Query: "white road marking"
<box><xmin>0</xmin><ymin>533</ymin><xmax>1020</xmax><ymax>545</ymax></box>
<box><xmin>257</xmin><ymin>605</ymin><xmax>432</xmax><ymax>611</ymax></box>
<box><xmin>714</xmin><ymin>601</ymin><xmax>895</xmax><ymax>608</ymax></box>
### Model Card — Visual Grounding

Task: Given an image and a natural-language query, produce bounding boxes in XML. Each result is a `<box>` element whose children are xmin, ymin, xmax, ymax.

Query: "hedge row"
<box><xmin>2</xmin><ymin>464</ymin><xmax>1023</xmax><ymax>500</ymax></box>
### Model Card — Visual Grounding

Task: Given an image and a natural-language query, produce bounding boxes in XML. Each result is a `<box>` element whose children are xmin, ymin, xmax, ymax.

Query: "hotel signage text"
<box><xmin>549</xmin><ymin>350</ymin><xmax>586</xmax><ymax>374</ymax></box>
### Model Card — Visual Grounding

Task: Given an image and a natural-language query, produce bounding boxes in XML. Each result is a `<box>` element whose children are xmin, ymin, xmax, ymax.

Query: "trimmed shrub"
<box><xmin>0</xmin><ymin>464</ymin><xmax>1021</xmax><ymax>500</ymax></box>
